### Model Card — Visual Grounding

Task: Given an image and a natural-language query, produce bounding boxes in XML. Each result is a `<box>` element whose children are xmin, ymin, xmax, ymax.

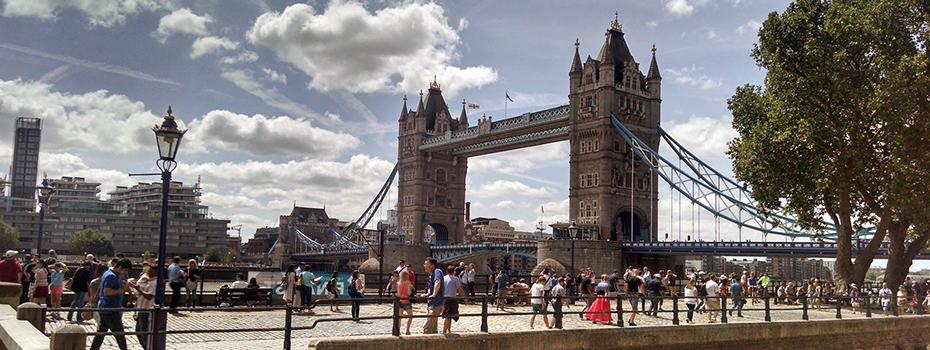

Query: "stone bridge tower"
<box><xmin>396</xmin><ymin>79</ymin><xmax>469</xmax><ymax>245</ymax></box>
<box><xmin>568</xmin><ymin>16</ymin><xmax>661</xmax><ymax>242</ymax></box>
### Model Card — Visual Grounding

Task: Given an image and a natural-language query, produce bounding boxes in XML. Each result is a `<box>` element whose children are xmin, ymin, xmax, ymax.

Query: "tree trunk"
<box><xmin>883</xmin><ymin>221</ymin><xmax>912</xmax><ymax>293</ymax></box>
<box><xmin>832</xmin><ymin>190</ymin><xmax>856</xmax><ymax>292</ymax></box>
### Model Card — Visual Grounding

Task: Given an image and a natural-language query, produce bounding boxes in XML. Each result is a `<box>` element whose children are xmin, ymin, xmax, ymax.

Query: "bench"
<box><xmin>501</xmin><ymin>287</ymin><xmax>531</xmax><ymax>305</ymax></box>
<box><xmin>216</xmin><ymin>288</ymin><xmax>274</xmax><ymax>307</ymax></box>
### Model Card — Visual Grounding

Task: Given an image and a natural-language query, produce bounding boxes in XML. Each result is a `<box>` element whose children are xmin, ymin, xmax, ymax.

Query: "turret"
<box><xmin>398</xmin><ymin>95</ymin><xmax>408</xmax><ymax>121</ymax></box>
<box><xmin>458</xmin><ymin>99</ymin><xmax>469</xmax><ymax>128</ymax></box>
<box><xmin>646</xmin><ymin>44</ymin><xmax>662</xmax><ymax>98</ymax></box>
<box><xmin>569</xmin><ymin>39</ymin><xmax>583</xmax><ymax>92</ymax></box>
<box><xmin>596</xmin><ymin>13</ymin><xmax>634</xmax><ymax>87</ymax></box>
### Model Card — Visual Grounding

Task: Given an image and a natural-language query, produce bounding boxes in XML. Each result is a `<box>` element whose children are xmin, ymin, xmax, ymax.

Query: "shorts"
<box><xmin>32</xmin><ymin>285</ymin><xmax>49</xmax><ymax>299</ymax></box>
<box><xmin>705</xmin><ymin>298</ymin><xmax>720</xmax><ymax>310</ymax></box>
<box><xmin>50</xmin><ymin>285</ymin><xmax>64</xmax><ymax>295</ymax></box>
<box><xmin>442</xmin><ymin>300</ymin><xmax>460</xmax><ymax>321</ymax></box>
<box><xmin>532</xmin><ymin>303</ymin><xmax>547</xmax><ymax>314</ymax></box>
<box><xmin>400</xmin><ymin>303</ymin><xmax>412</xmax><ymax>312</ymax></box>
<box><xmin>607</xmin><ymin>291</ymin><xmax>618</xmax><ymax>298</ymax></box>
<box><xmin>627</xmin><ymin>296</ymin><xmax>640</xmax><ymax>311</ymax></box>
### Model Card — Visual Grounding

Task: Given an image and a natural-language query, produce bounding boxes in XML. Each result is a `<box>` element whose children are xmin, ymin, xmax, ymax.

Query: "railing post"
<box><xmin>835</xmin><ymin>297</ymin><xmax>842</xmax><ymax>319</ymax></box>
<box><xmin>865</xmin><ymin>294</ymin><xmax>872</xmax><ymax>318</ymax></box>
<box><xmin>284</xmin><ymin>304</ymin><xmax>293</xmax><ymax>350</ymax></box>
<box><xmin>480</xmin><ymin>296</ymin><xmax>489</xmax><ymax>333</ymax></box>
<box><xmin>802</xmin><ymin>296</ymin><xmax>809</xmax><ymax>320</ymax></box>
<box><xmin>720</xmin><ymin>296</ymin><xmax>728</xmax><ymax>324</ymax></box>
<box><xmin>392</xmin><ymin>298</ymin><xmax>401</xmax><ymax>336</ymax></box>
<box><xmin>764</xmin><ymin>294</ymin><xmax>771</xmax><ymax>322</ymax></box>
<box><xmin>616</xmin><ymin>294</ymin><xmax>624</xmax><ymax>327</ymax></box>
<box><xmin>672</xmin><ymin>294</ymin><xmax>679</xmax><ymax>325</ymax></box>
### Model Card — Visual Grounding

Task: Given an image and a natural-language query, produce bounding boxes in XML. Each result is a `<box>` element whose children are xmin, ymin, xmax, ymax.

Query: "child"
<box><xmin>49</xmin><ymin>262</ymin><xmax>67</xmax><ymax>319</ymax></box>
<box><xmin>397</xmin><ymin>271</ymin><xmax>414</xmax><ymax>335</ymax></box>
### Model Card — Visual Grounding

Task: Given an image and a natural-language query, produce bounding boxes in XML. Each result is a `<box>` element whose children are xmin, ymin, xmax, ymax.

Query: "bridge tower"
<box><xmin>396</xmin><ymin>79</ymin><xmax>469</xmax><ymax>245</ymax></box>
<box><xmin>568</xmin><ymin>16</ymin><xmax>661</xmax><ymax>242</ymax></box>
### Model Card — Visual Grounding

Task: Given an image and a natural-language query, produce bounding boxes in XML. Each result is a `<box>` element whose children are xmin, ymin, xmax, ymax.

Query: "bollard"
<box><xmin>480</xmin><ymin>296</ymin><xmax>489</xmax><ymax>333</ymax></box>
<box><xmin>720</xmin><ymin>297</ymin><xmax>728</xmax><ymax>324</ymax></box>
<box><xmin>50</xmin><ymin>324</ymin><xmax>86</xmax><ymax>350</ymax></box>
<box><xmin>616</xmin><ymin>295</ymin><xmax>624</xmax><ymax>327</ymax></box>
<box><xmin>391</xmin><ymin>299</ymin><xmax>401</xmax><ymax>336</ymax></box>
<box><xmin>284</xmin><ymin>304</ymin><xmax>293</xmax><ymax>350</ymax></box>
<box><xmin>865</xmin><ymin>294</ymin><xmax>872</xmax><ymax>318</ymax></box>
<box><xmin>764</xmin><ymin>294</ymin><xmax>771</xmax><ymax>322</ymax></box>
<box><xmin>802</xmin><ymin>297</ymin><xmax>809</xmax><ymax>320</ymax></box>
<box><xmin>672</xmin><ymin>294</ymin><xmax>679</xmax><ymax>325</ymax></box>
<box><xmin>836</xmin><ymin>297</ymin><xmax>842</xmax><ymax>319</ymax></box>
<box><xmin>16</xmin><ymin>302</ymin><xmax>43</xmax><ymax>332</ymax></box>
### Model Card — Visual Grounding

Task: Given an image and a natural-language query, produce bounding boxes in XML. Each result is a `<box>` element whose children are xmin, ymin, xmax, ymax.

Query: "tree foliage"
<box><xmin>68</xmin><ymin>228</ymin><xmax>115</xmax><ymax>257</ymax></box>
<box><xmin>0</xmin><ymin>220</ymin><xmax>19</xmax><ymax>252</ymax></box>
<box><xmin>204</xmin><ymin>246</ymin><xmax>232</xmax><ymax>263</ymax></box>
<box><xmin>728</xmin><ymin>0</ymin><xmax>930</xmax><ymax>291</ymax></box>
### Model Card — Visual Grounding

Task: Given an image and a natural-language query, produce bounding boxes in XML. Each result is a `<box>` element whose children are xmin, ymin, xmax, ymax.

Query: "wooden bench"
<box><xmin>501</xmin><ymin>287</ymin><xmax>531</xmax><ymax>305</ymax></box>
<box><xmin>216</xmin><ymin>288</ymin><xmax>274</xmax><ymax>307</ymax></box>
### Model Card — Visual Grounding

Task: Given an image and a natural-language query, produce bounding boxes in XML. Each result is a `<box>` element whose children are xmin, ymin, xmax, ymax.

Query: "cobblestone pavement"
<box><xmin>45</xmin><ymin>299</ymin><xmax>885</xmax><ymax>350</ymax></box>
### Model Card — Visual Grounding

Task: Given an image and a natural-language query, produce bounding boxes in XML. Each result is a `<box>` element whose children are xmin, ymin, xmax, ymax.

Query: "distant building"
<box><xmin>7</xmin><ymin>117</ymin><xmax>41</xmax><ymax>213</ymax></box>
<box><xmin>697</xmin><ymin>255</ymin><xmax>832</xmax><ymax>281</ymax></box>
<box><xmin>470</xmin><ymin>217</ymin><xmax>535</xmax><ymax>243</ymax></box>
<box><xmin>244</xmin><ymin>227</ymin><xmax>278</xmax><ymax>257</ymax></box>
<box><xmin>278</xmin><ymin>206</ymin><xmax>336</xmax><ymax>256</ymax></box>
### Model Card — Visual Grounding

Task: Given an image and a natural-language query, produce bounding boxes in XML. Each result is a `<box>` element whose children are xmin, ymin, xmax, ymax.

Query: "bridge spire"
<box><xmin>416</xmin><ymin>89</ymin><xmax>425</xmax><ymax>116</ymax></box>
<box><xmin>399</xmin><ymin>94</ymin><xmax>408</xmax><ymax>121</ymax></box>
<box><xmin>570</xmin><ymin>38</ymin><xmax>583</xmax><ymax>74</ymax></box>
<box><xmin>459</xmin><ymin>98</ymin><xmax>469</xmax><ymax>127</ymax></box>
<box><xmin>647</xmin><ymin>44</ymin><xmax>662</xmax><ymax>81</ymax></box>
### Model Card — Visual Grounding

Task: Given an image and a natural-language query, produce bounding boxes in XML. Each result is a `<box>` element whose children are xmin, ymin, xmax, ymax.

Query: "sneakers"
<box><xmin>628</xmin><ymin>321</ymin><xmax>637</xmax><ymax>326</ymax></box>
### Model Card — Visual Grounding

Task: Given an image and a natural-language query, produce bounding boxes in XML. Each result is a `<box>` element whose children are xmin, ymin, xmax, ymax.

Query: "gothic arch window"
<box><xmin>579</xmin><ymin>201</ymin><xmax>585</xmax><ymax>217</ymax></box>
<box><xmin>436</xmin><ymin>168</ymin><xmax>447</xmax><ymax>184</ymax></box>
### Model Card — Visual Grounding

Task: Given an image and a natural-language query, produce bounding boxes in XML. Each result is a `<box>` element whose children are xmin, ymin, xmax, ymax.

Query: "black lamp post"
<box><xmin>150</xmin><ymin>106</ymin><xmax>186</xmax><ymax>350</ymax></box>
<box><xmin>569</xmin><ymin>221</ymin><xmax>579</xmax><ymax>276</ymax></box>
<box><xmin>35</xmin><ymin>176</ymin><xmax>54</xmax><ymax>257</ymax></box>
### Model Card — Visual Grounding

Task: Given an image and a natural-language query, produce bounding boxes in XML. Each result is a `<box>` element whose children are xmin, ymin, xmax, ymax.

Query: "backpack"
<box><xmin>348</xmin><ymin>278</ymin><xmax>358</xmax><ymax>295</ymax></box>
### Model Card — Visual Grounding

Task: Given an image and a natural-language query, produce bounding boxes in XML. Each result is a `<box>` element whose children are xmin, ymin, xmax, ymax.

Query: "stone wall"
<box><xmin>308</xmin><ymin>316</ymin><xmax>930</xmax><ymax>350</ymax></box>
<box><xmin>535</xmin><ymin>240</ymin><xmax>622</xmax><ymax>276</ymax></box>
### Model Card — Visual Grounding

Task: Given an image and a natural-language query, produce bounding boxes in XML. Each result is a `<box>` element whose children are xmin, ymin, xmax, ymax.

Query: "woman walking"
<box><xmin>348</xmin><ymin>270</ymin><xmax>365</xmax><ymax>321</ymax></box>
<box><xmin>282</xmin><ymin>265</ymin><xmax>296</xmax><ymax>306</ymax></box>
<box><xmin>397</xmin><ymin>270</ymin><xmax>414</xmax><ymax>335</ymax></box>
<box><xmin>684</xmin><ymin>279</ymin><xmax>698</xmax><ymax>324</ymax></box>
<box><xmin>584</xmin><ymin>274</ymin><xmax>612</xmax><ymax>324</ymax></box>
<box><xmin>185</xmin><ymin>259</ymin><xmax>201</xmax><ymax>307</ymax></box>
<box><xmin>67</xmin><ymin>261</ymin><xmax>92</xmax><ymax>323</ymax></box>
<box><xmin>326</xmin><ymin>270</ymin><xmax>341</xmax><ymax>312</ymax></box>
<box><xmin>30</xmin><ymin>259</ymin><xmax>48</xmax><ymax>305</ymax></box>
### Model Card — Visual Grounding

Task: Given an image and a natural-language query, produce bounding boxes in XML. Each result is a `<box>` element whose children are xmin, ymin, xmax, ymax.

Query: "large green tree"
<box><xmin>727</xmin><ymin>0</ymin><xmax>930</xmax><ymax>292</ymax></box>
<box><xmin>0</xmin><ymin>220</ymin><xmax>19</xmax><ymax>252</ymax></box>
<box><xmin>68</xmin><ymin>228</ymin><xmax>115</xmax><ymax>257</ymax></box>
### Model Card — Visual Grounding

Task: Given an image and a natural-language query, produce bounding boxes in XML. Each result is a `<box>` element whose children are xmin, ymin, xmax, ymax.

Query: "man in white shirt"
<box><xmin>529</xmin><ymin>276</ymin><xmax>550</xmax><ymax>329</ymax></box>
<box><xmin>131</xmin><ymin>267</ymin><xmax>156</xmax><ymax>348</ymax></box>
<box><xmin>704</xmin><ymin>273</ymin><xmax>720</xmax><ymax>323</ymax></box>
<box><xmin>550</xmin><ymin>278</ymin><xmax>567</xmax><ymax>329</ymax></box>
<box><xmin>231</xmin><ymin>273</ymin><xmax>249</xmax><ymax>289</ymax></box>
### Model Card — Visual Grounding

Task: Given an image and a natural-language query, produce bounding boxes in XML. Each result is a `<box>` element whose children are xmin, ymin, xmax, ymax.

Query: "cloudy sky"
<box><xmin>0</xmin><ymin>0</ymin><xmax>790</xmax><ymax>243</ymax></box>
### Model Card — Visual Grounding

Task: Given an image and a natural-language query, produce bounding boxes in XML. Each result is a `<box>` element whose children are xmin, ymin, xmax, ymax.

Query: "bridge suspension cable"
<box><xmin>328</xmin><ymin>164</ymin><xmax>399</xmax><ymax>251</ymax></box>
<box><xmin>611</xmin><ymin>114</ymin><xmax>868</xmax><ymax>241</ymax></box>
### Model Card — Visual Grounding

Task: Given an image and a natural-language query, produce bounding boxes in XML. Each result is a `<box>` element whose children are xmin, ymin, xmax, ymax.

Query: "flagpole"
<box><xmin>504</xmin><ymin>91</ymin><xmax>508</xmax><ymax>119</ymax></box>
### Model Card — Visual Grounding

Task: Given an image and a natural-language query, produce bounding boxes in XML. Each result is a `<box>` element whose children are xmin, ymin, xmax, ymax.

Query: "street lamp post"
<box><xmin>35</xmin><ymin>176</ymin><xmax>54</xmax><ymax>257</ymax></box>
<box><xmin>568</xmin><ymin>221</ymin><xmax>579</xmax><ymax>276</ymax></box>
<box><xmin>149</xmin><ymin>106</ymin><xmax>186</xmax><ymax>350</ymax></box>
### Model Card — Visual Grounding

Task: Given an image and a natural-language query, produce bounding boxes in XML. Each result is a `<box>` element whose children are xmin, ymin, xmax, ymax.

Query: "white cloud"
<box><xmin>262</xmin><ymin>68</ymin><xmax>287</xmax><ymax>84</ymax></box>
<box><xmin>469</xmin><ymin>142</ymin><xmax>568</xmax><ymax>185</ymax></box>
<box><xmin>664</xmin><ymin>114</ymin><xmax>738</xmax><ymax>157</ymax></box>
<box><xmin>0</xmin><ymin>43</ymin><xmax>179</xmax><ymax>86</ymax></box>
<box><xmin>154</xmin><ymin>8</ymin><xmax>212</xmax><ymax>42</ymax></box>
<box><xmin>185</xmin><ymin>110</ymin><xmax>360</xmax><ymax>157</ymax></box>
<box><xmin>664</xmin><ymin>0</ymin><xmax>710</xmax><ymax>16</ymax></box>
<box><xmin>646</xmin><ymin>21</ymin><xmax>658</xmax><ymax>28</ymax></box>
<box><xmin>736</xmin><ymin>20</ymin><xmax>763</xmax><ymax>34</ymax></box>
<box><xmin>219</xmin><ymin>51</ymin><xmax>259</xmax><ymax>65</ymax></box>
<box><xmin>1</xmin><ymin>0</ymin><xmax>171</xmax><ymax>27</ymax></box>
<box><xmin>0</xmin><ymin>78</ymin><xmax>163</xmax><ymax>153</ymax></box>
<box><xmin>190</xmin><ymin>36</ymin><xmax>238</xmax><ymax>59</ymax></box>
<box><xmin>665</xmin><ymin>65</ymin><xmax>722</xmax><ymax>90</ymax></box>
<box><xmin>475</xmin><ymin>180</ymin><xmax>554</xmax><ymax>199</ymax></box>
<box><xmin>219</xmin><ymin>68</ymin><xmax>330</xmax><ymax>125</ymax></box>
<box><xmin>246</xmin><ymin>2</ymin><xmax>497</xmax><ymax>96</ymax></box>
<box><xmin>707</xmin><ymin>30</ymin><xmax>717</xmax><ymax>40</ymax></box>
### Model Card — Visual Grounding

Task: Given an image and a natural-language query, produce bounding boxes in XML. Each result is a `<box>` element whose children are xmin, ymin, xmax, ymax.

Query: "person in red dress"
<box><xmin>584</xmin><ymin>274</ymin><xmax>613</xmax><ymax>324</ymax></box>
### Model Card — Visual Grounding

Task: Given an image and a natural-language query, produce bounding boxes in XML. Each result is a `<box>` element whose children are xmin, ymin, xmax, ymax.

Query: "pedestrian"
<box><xmin>529</xmin><ymin>276</ymin><xmax>550</xmax><ymax>329</ymax></box>
<box><xmin>550</xmin><ymin>277</ymin><xmax>567</xmax><ymax>329</ymax></box>
<box><xmin>385</xmin><ymin>271</ymin><xmax>399</xmax><ymax>295</ymax></box>
<box><xmin>167</xmin><ymin>256</ymin><xmax>184</xmax><ymax>312</ymax></box>
<box><xmin>0</xmin><ymin>250</ymin><xmax>21</xmax><ymax>283</ymax></box>
<box><xmin>282</xmin><ymin>265</ymin><xmax>296</xmax><ymax>306</ymax></box>
<box><xmin>130</xmin><ymin>266</ymin><xmax>156</xmax><ymax>350</ymax></box>
<box><xmin>185</xmin><ymin>259</ymin><xmax>201</xmax><ymax>307</ymax></box>
<box><xmin>494</xmin><ymin>267</ymin><xmax>509</xmax><ymax>310</ymax></box>
<box><xmin>49</xmin><ymin>262</ymin><xmax>67</xmax><ymax>319</ymax></box>
<box><xmin>625</xmin><ymin>269</ymin><xmax>644</xmax><ymax>326</ymax></box>
<box><xmin>231</xmin><ymin>273</ymin><xmax>248</xmax><ymax>289</ymax></box>
<box><xmin>441</xmin><ymin>265</ymin><xmax>464</xmax><ymax>334</ymax></box>
<box><xmin>67</xmin><ymin>260</ymin><xmax>92</xmax><ymax>323</ymax></box>
<box><xmin>646</xmin><ymin>272</ymin><xmax>663</xmax><ymax>316</ymax></box>
<box><xmin>348</xmin><ymin>270</ymin><xmax>365</xmax><ymax>321</ymax></box>
<box><xmin>397</xmin><ymin>270</ymin><xmax>414</xmax><ymax>335</ymax></box>
<box><xmin>20</xmin><ymin>254</ymin><xmax>36</xmax><ymax>304</ymax></box>
<box><xmin>89</xmin><ymin>258</ymin><xmax>133</xmax><ymax>350</ymax></box>
<box><xmin>86</xmin><ymin>267</ymin><xmax>104</xmax><ymax>323</ymax></box>
<box><xmin>684</xmin><ymin>279</ymin><xmax>698</xmax><ymax>324</ymax></box>
<box><xmin>30</xmin><ymin>258</ymin><xmax>48</xmax><ymax>305</ymax></box>
<box><xmin>579</xmin><ymin>269</ymin><xmax>594</xmax><ymax>317</ymax></box>
<box><xmin>848</xmin><ymin>283</ymin><xmax>860</xmax><ymax>314</ymax></box>
<box><xmin>729</xmin><ymin>277</ymin><xmax>744</xmax><ymax>317</ymax></box>
<box><xmin>467</xmin><ymin>263</ymin><xmax>477</xmax><ymax>299</ymax></box>
<box><xmin>584</xmin><ymin>274</ymin><xmax>612</xmax><ymax>324</ymax></box>
<box><xmin>246</xmin><ymin>278</ymin><xmax>261</xmax><ymax>307</ymax></box>
<box><xmin>326</xmin><ymin>270</ymin><xmax>341</xmax><ymax>312</ymax></box>
<box><xmin>422</xmin><ymin>258</ymin><xmax>445</xmax><ymax>334</ymax></box>
<box><xmin>300</xmin><ymin>265</ymin><xmax>321</xmax><ymax>313</ymax></box>
<box><xmin>705</xmin><ymin>274</ymin><xmax>721</xmax><ymax>323</ymax></box>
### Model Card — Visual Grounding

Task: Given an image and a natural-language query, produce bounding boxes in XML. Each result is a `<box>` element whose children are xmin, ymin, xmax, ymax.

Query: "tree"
<box><xmin>204</xmin><ymin>246</ymin><xmax>229</xmax><ymax>263</ymax></box>
<box><xmin>727</xmin><ymin>0</ymin><xmax>930</xmax><ymax>292</ymax></box>
<box><xmin>0</xmin><ymin>220</ymin><xmax>19</xmax><ymax>252</ymax></box>
<box><xmin>68</xmin><ymin>229</ymin><xmax>115</xmax><ymax>257</ymax></box>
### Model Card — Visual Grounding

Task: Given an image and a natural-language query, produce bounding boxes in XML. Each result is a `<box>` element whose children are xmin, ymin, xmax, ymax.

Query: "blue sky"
<box><xmin>0</xmin><ymin>0</ymin><xmax>789</xmax><ymax>243</ymax></box>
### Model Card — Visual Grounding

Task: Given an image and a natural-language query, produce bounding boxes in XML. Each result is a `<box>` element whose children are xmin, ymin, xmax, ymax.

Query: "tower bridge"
<box><xmin>283</xmin><ymin>17</ymin><xmax>881</xmax><ymax>275</ymax></box>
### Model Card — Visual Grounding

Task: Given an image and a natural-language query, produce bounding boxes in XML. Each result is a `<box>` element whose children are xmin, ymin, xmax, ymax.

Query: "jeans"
<box><xmin>551</xmin><ymin>299</ymin><xmax>563</xmax><ymax>328</ymax></box>
<box><xmin>731</xmin><ymin>298</ymin><xmax>744</xmax><ymax>315</ymax></box>
<box><xmin>90</xmin><ymin>311</ymin><xmax>127</xmax><ymax>350</ymax></box>
<box><xmin>468</xmin><ymin>282</ymin><xmax>476</xmax><ymax>297</ymax></box>
<box><xmin>169</xmin><ymin>282</ymin><xmax>182</xmax><ymax>310</ymax></box>
<box><xmin>686</xmin><ymin>303</ymin><xmax>696</xmax><ymax>322</ymax></box>
<box><xmin>135</xmin><ymin>312</ymin><xmax>150</xmax><ymax>350</ymax></box>
<box><xmin>300</xmin><ymin>285</ymin><xmax>313</xmax><ymax>307</ymax></box>
<box><xmin>186</xmin><ymin>289</ymin><xmax>197</xmax><ymax>307</ymax></box>
<box><xmin>67</xmin><ymin>291</ymin><xmax>88</xmax><ymax>321</ymax></box>
<box><xmin>349</xmin><ymin>291</ymin><xmax>362</xmax><ymax>320</ymax></box>
<box><xmin>648</xmin><ymin>295</ymin><xmax>660</xmax><ymax>316</ymax></box>
<box><xmin>20</xmin><ymin>281</ymin><xmax>30</xmax><ymax>304</ymax></box>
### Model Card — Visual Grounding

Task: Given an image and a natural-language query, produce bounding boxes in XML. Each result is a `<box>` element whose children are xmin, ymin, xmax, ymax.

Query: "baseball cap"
<box><xmin>3</xmin><ymin>250</ymin><xmax>16</xmax><ymax>258</ymax></box>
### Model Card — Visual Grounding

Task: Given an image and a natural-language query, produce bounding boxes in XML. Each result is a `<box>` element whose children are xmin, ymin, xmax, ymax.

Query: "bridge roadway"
<box><xmin>291</xmin><ymin>240</ymin><xmax>930</xmax><ymax>261</ymax></box>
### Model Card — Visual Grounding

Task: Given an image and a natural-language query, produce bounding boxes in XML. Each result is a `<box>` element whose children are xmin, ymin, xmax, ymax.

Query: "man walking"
<box><xmin>550</xmin><ymin>277</ymin><xmax>567</xmax><ymax>329</ymax></box>
<box><xmin>422</xmin><ymin>258</ymin><xmax>445</xmax><ymax>334</ymax></box>
<box><xmin>705</xmin><ymin>273</ymin><xmax>720</xmax><ymax>323</ymax></box>
<box><xmin>300</xmin><ymin>265</ymin><xmax>320</xmax><ymax>313</ymax></box>
<box><xmin>167</xmin><ymin>257</ymin><xmax>184</xmax><ymax>312</ymax></box>
<box><xmin>441</xmin><ymin>265</ymin><xmax>465</xmax><ymax>334</ymax></box>
<box><xmin>131</xmin><ymin>266</ymin><xmax>156</xmax><ymax>349</ymax></box>
<box><xmin>730</xmin><ymin>277</ymin><xmax>744</xmax><ymax>317</ymax></box>
<box><xmin>625</xmin><ymin>269</ymin><xmax>645</xmax><ymax>326</ymax></box>
<box><xmin>529</xmin><ymin>276</ymin><xmax>550</xmax><ymax>329</ymax></box>
<box><xmin>90</xmin><ymin>259</ymin><xmax>132</xmax><ymax>350</ymax></box>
